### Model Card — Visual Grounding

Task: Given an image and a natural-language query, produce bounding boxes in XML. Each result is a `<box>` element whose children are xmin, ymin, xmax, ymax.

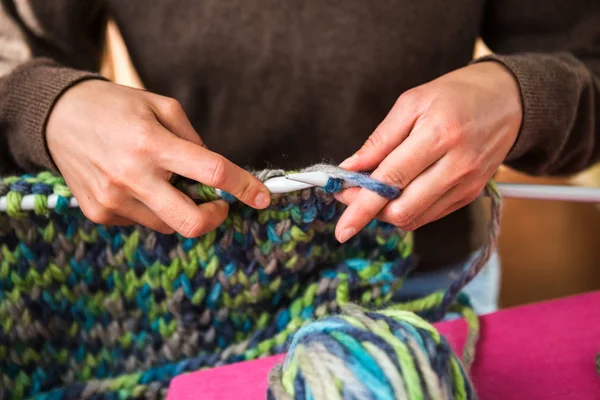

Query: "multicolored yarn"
<box><xmin>0</xmin><ymin>167</ymin><xmax>501</xmax><ymax>399</ymax></box>
<box><xmin>268</xmin><ymin>300</ymin><xmax>478</xmax><ymax>400</ymax></box>
<box><xmin>211</xmin><ymin>164</ymin><xmax>401</xmax><ymax>203</ymax></box>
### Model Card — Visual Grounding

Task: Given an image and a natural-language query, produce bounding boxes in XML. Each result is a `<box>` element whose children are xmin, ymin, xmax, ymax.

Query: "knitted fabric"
<box><xmin>0</xmin><ymin>168</ymin><xmax>501</xmax><ymax>399</ymax></box>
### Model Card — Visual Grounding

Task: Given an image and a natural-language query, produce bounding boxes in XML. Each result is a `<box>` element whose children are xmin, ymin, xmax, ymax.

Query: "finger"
<box><xmin>335</xmin><ymin>188</ymin><xmax>389</xmax><ymax>243</ymax></box>
<box><xmin>158</xmin><ymin>134</ymin><xmax>270</xmax><ymax>209</ymax></box>
<box><xmin>334</xmin><ymin>188</ymin><xmax>393</xmax><ymax>223</ymax></box>
<box><xmin>377</xmin><ymin>158</ymin><xmax>454</xmax><ymax>230</ymax></box>
<box><xmin>429</xmin><ymin>199</ymin><xmax>470</xmax><ymax>226</ymax></box>
<box><xmin>138</xmin><ymin>180</ymin><xmax>229</xmax><ymax>238</ymax></box>
<box><xmin>334</xmin><ymin>184</ymin><xmax>469</xmax><ymax>231</ymax></box>
<box><xmin>407</xmin><ymin>185</ymin><xmax>463</xmax><ymax>230</ymax></box>
<box><xmin>425</xmin><ymin>185</ymin><xmax>485</xmax><ymax>226</ymax></box>
<box><xmin>372</xmin><ymin>122</ymin><xmax>446</xmax><ymax>190</ymax></box>
<box><xmin>78</xmin><ymin>197</ymin><xmax>137</xmax><ymax>226</ymax></box>
<box><xmin>101</xmin><ymin>215</ymin><xmax>136</xmax><ymax>226</ymax></box>
<box><xmin>334</xmin><ymin>188</ymin><xmax>392</xmax><ymax>224</ymax></box>
<box><xmin>334</xmin><ymin>124</ymin><xmax>445</xmax><ymax>242</ymax></box>
<box><xmin>339</xmin><ymin>91</ymin><xmax>421</xmax><ymax>171</ymax></box>
<box><xmin>334</xmin><ymin>184</ymin><xmax>455</xmax><ymax>230</ymax></box>
<box><xmin>333</xmin><ymin>187</ymin><xmax>360</xmax><ymax>205</ymax></box>
<box><xmin>336</xmin><ymin>185</ymin><xmax>460</xmax><ymax>231</ymax></box>
<box><xmin>115</xmin><ymin>198</ymin><xmax>176</xmax><ymax>234</ymax></box>
<box><xmin>150</xmin><ymin>95</ymin><xmax>205</xmax><ymax>147</ymax></box>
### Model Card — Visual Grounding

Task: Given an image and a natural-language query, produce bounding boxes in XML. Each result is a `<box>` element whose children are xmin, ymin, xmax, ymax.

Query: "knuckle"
<box><xmin>233</xmin><ymin>178</ymin><xmax>254</xmax><ymax>201</ymax></box>
<box><xmin>134</xmin><ymin>137</ymin><xmax>157</xmax><ymax>157</ymax></box>
<box><xmin>83</xmin><ymin>205</ymin><xmax>113</xmax><ymax>225</ymax></box>
<box><xmin>451</xmin><ymin>166</ymin><xmax>472</xmax><ymax>185</ymax></box>
<box><xmin>205</xmin><ymin>156</ymin><xmax>227</xmax><ymax>188</ymax></box>
<box><xmin>469</xmin><ymin>152</ymin><xmax>487</xmax><ymax>172</ymax></box>
<box><xmin>400</xmin><ymin>219</ymin><xmax>419</xmax><ymax>232</ymax></box>
<box><xmin>123</xmin><ymin>97</ymin><xmax>151</xmax><ymax>117</ymax></box>
<box><xmin>467</xmin><ymin>184</ymin><xmax>484</xmax><ymax>202</ymax></box>
<box><xmin>381</xmin><ymin>168</ymin><xmax>408</xmax><ymax>188</ymax></box>
<box><xmin>397</xmin><ymin>88</ymin><xmax>420</xmax><ymax>107</ymax></box>
<box><xmin>363</xmin><ymin>130</ymin><xmax>385</xmax><ymax>150</ymax></box>
<box><xmin>105</xmin><ymin>163</ymin><xmax>137</xmax><ymax>193</ymax></box>
<box><xmin>390</xmin><ymin>204</ymin><xmax>413</xmax><ymax>228</ymax></box>
<box><xmin>427</xmin><ymin>124</ymin><xmax>446</xmax><ymax>151</ymax></box>
<box><xmin>441</xmin><ymin>116</ymin><xmax>463</xmax><ymax>137</ymax></box>
<box><xmin>95</xmin><ymin>193</ymin><xmax>120</xmax><ymax>211</ymax></box>
<box><xmin>455</xmin><ymin>158</ymin><xmax>480</xmax><ymax>182</ymax></box>
<box><xmin>94</xmin><ymin>181</ymin><xmax>124</xmax><ymax>211</ymax></box>
<box><xmin>178</xmin><ymin>214</ymin><xmax>206</xmax><ymax>238</ymax></box>
<box><xmin>161</xmin><ymin>98</ymin><xmax>184</xmax><ymax>119</ymax></box>
<box><xmin>432</xmin><ymin>117</ymin><xmax>465</xmax><ymax>149</ymax></box>
<box><xmin>108</xmin><ymin>162</ymin><xmax>134</xmax><ymax>186</ymax></box>
<box><xmin>130</xmin><ymin>125</ymin><xmax>158</xmax><ymax>157</ymax></box>
<box><xmin>406</xmin><ymin>218</ymin><xmax>422</xmax><ymax>231</ymax></box>
<box><xmin>131</xmin><ymin>117</ymin><xmax>154</xmax><ymax>135</ymax></box>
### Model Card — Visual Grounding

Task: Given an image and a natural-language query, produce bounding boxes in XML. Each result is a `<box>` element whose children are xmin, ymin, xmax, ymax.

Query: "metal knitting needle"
<box><xmin>494</xmin><ymin>183</ymin><xmax>600</xmax><ymax>203</ymax></box>
<box><xmin>285</xmin><ymin>172</ymin><xmax>600</xmax><ymax>203</ymax></box>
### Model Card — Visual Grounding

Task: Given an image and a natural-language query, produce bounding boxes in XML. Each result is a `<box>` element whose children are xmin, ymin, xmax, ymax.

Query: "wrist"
<box><xmin>469</xmin><ymin>56</ymin><xmax>531</xmax><ymax>161</ymax></box>
<box><xmin>46</xmin><ymin>78</ymin><xmax>109</xmax><ymax>161</ymax></box>
<box><xmin>471</xmin><ymin>61</ymin><xmax>523</xmax><ymax>148</ymax></box>
<box><xmin>2</xmin><ymin>59</ymin><xmax>107</xmax><ymax>172</ymax></box>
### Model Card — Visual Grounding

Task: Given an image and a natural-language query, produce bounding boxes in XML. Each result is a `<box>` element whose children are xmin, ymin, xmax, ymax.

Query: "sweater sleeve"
<box><xmin>474</xmin><ymin>0</ymin><xmax>600</xmax><ymax>176</ymax></box>
<box><xmin>0</xmin><ymin>0</ymin><xmax>107</xmax><ymax>174</ymax></box>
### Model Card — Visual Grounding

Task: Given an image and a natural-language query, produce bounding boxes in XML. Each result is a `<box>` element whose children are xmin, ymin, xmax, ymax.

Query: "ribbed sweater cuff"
<box><xmin>471</xmin><ymin>53</ymin><xmax>582</xmax><ymax>171</ymax></box>
<box><xmin>4</xmin><ymin>58</ymin><xmax>107</xmax><ymax>171</ymax></box>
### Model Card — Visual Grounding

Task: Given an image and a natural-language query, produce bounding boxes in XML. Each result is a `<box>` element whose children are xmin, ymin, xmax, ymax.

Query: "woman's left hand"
<box><xmin>334</xmin><ymin>62</ymin><xmax>522</xmax><ymax>243</ymax></box>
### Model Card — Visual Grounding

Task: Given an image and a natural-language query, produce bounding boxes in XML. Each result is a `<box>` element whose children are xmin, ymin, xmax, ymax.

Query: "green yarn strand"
<box><xmin>6</xmin><ymin>191</ymin><xmax>24</xmax><ymax>218</ymax></box>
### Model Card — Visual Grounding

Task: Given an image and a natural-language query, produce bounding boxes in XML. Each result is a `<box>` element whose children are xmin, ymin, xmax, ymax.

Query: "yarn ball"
<box><xmin>268</xmin><ymin>304</ymin><xmax>475</xmax><ymax>400</ymax></box>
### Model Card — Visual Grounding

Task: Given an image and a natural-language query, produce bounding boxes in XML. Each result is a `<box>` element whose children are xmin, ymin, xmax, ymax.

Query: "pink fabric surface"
<box><xmin>167</xmin><ymin>291</ymin><xmax>600</xmax><ymax>399</ymax></box>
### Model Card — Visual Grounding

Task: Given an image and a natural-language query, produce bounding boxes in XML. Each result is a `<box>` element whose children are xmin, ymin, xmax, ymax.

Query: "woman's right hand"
<box><xmin>46</xmin><ymin>80</ymin><xmax>270</xmax><ymax>237</ymax></box>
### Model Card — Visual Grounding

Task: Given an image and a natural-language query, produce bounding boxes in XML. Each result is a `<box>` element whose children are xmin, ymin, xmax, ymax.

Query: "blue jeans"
<box><xmin>396</xmin><ymin>250</ymin><xmax>501</xmax><ymax>315</ymax></box>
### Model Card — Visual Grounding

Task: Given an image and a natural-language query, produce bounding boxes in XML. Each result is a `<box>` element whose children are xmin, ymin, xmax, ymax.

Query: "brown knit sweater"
<box><xmin>1</xmin><ymin>0</ymin><xmax>599</xmax><ymax>271</ymax></box>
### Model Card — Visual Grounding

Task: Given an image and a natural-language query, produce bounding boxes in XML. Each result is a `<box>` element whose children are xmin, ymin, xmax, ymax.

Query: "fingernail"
<box><xmin>254</xmin><ymin>192</ymin><xmax>270</xmax><ymax>208</ymax></box>
<box><xmin>338</xmin><ymin>227</ymin><xmax>357</xmax><ymax>243</ymax></box>
<box><xmin>339</xmin><ymin>154</ymin><xmax>358</xmax><ymax>169</ymax></box>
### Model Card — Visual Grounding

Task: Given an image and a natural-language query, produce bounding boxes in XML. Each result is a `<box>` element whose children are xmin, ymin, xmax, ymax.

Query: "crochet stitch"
<box><xmin>0</xmin><ymin>167</ymin><xmax>501</xmax><ymax>399</ymax></box>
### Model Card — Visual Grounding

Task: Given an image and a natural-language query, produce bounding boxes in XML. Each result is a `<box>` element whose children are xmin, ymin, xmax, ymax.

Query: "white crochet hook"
<box><xmin>2</xmin><ymin>172</ymin><xmax>600</xmax><ymax>211</ymax></box>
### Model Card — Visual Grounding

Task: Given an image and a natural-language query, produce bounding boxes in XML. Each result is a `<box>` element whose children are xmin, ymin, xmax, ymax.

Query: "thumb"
<box><xmin>340</xmin><ymin>93</ymin><xmax>420</xmax><ymax>171</ymax></box>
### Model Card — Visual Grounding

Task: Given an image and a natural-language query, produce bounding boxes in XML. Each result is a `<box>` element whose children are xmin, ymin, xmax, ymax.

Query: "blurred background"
<box><xmin>100</xmin><ymin>22</ymin><xmax>600</xmax><ymax>309</ymax></box>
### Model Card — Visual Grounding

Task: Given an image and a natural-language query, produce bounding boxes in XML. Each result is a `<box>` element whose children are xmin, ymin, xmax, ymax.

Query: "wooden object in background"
<box><xmin>101</xmin><ymin>20</ymin><xmax>143</xmax><ymax>89</ymax></box>
<box><xmin>496</xmin><ymin>167</ymin><xmax>600</xmax><ymax>307</ymax></box>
